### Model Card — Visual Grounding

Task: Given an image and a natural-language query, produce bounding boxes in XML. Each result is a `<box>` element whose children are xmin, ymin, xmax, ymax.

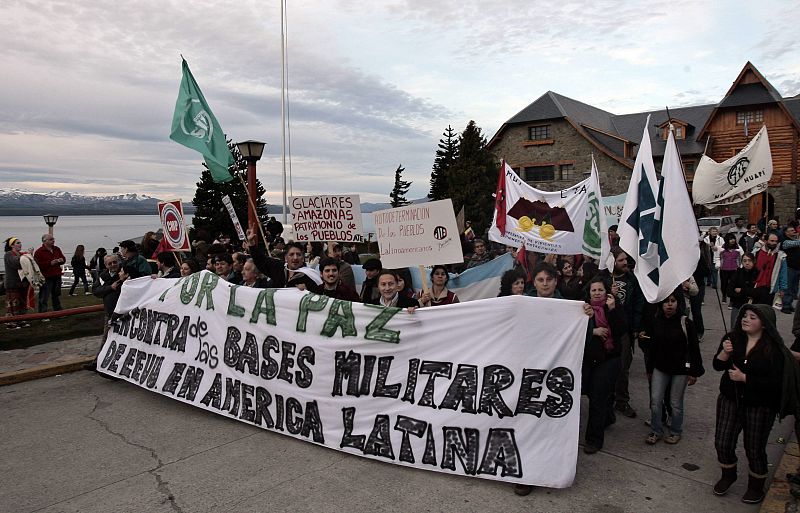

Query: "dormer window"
<box><xmin>659</xmin><ymin>119</ymin><xmax>688</xmax><ymax>140</ymax></box>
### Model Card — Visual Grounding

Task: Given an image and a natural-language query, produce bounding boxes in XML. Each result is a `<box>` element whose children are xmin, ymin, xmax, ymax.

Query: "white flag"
<box><xmin>618</xmin><ymin>117</ymin><xmax>699</xmax><ymax>302</ymax></box>
<box><xmin>692</xmin><ymin>126</ymin><xmax>772</xmax><ymax>207</ymax></box>
<box><xmin>581</xmin><ymin>156</ymin><xmax>610</xmax><ymax>265</ymax></box>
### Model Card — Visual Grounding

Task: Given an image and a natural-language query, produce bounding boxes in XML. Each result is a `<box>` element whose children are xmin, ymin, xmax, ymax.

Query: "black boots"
<box><xmin>712</xmin><ymin>466</ymin><xmax>737</xmax><ymax>495</ymax></box>
<box><xmin>741</xmin><ymin>474</ymin><xmax>766</xmax><ymax>504</ymax></box>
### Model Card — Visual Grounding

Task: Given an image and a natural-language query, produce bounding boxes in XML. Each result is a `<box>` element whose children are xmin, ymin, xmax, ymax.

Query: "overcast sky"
<box><xmin>1</xmin><ymin>0</ymin><xmax>798</xmax><ymax>205</ymax></box>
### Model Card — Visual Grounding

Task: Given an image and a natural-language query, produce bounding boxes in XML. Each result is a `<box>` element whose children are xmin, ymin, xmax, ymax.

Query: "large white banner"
<box><xmin>98</xmin><ymin>272</ymin><xmax>588</xmax><ymax>487</ymax></box>
<box><xmin>488</xmin><ymin>164</ymin><xmax>593</xmax><ymax>255</ymax></box>
<box><xmin>291</xmin><ymin>194</ymin><xmax>364</xmax><ymax>243</ymax></box>
<box><xmin>373</xmin><ymin>199</ymin><xmax>463</xmax><ymax>268</ymax></box>
<box><xmin>601</xmin><ymin>193</ymin><xmax>626</xmax><ymax>227</ymax></box>
<box><xmin>692</xmin><ymin>126</ymin><xmax>772</xmax><ymax>207</ymax></box>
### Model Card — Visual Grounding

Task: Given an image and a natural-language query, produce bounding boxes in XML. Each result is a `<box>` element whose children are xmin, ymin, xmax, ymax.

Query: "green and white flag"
<box><xmin>170</xmin><ymin>59</ymin><xmax>234</xmax><ymax>183</ymax></box>
<box><xmin>581</xmin><ymin>156</ymin><xmax>609</xmax><ymax>265</ymax></box>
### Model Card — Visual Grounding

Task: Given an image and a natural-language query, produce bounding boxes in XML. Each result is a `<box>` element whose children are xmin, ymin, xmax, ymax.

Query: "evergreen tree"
<box><xmin>389</xmin><ymin>164</ymin><xmax>412</xmax><ymax>208</ymax></box>
<box><xmin>191</xmin><ymin>140</ymin><xmax>269</xmax><ymax>241</ymax></box>
<box><xmin>428</xmin><ymin>125</ymin><xmax>457</xmax><ymax>200</ymax></box>
<box><xmin>447</xmin><ymin>121</ymin><xmax>497</xmax><ymax>236</ymax></box>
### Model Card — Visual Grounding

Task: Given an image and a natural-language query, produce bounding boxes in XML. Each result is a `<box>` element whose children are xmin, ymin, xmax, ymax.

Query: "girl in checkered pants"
<box><xmin>712</xmin><ymin>304</ymin><xmax>784</xmax><ymax>504</ymax></box>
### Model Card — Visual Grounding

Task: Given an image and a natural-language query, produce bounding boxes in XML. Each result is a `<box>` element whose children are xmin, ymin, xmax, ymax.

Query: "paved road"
<box><xmin>0</xmin><ymin>296</ymin><xmax>796</xmax><ymax>513</ymax></box>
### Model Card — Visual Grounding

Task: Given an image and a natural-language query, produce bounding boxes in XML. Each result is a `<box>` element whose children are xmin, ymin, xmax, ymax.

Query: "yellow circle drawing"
<box><xmin>517</xmin><ymin>216</ymin><xmax>534</xmax><ymax>232</ymax></box>
<box><xmin>540</xmin><ymin>222</ymin><xmax>556</xmax><ymax>240</ymax></box>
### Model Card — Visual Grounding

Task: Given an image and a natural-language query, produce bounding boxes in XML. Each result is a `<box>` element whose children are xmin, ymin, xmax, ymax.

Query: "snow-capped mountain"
<box><xmin>0</xmin><ymin>188</ymin><xmax>194</xmax><ymax>215</ymax></box>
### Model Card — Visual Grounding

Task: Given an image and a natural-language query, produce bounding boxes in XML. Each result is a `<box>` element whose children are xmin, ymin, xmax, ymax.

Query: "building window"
<box><xmin>524</xmin><ymin>165</ymin><xmax>555</xmax><ymax>181</ymax></box>
<box><xmin>559</xmin><ymin>163</ymin><xmax>575</xmax><ymax>181</ymax></box>
<box><xmin>528</xmin><ymin>125</ymin><xmax>550</xmax><ymax>141</ymax></box>
<box><xmin>736</xmin><ymin>110</ymin><xmax>763</xmax><ymax>124</ymax></box>
<box><xmin>675</xmin><ymin>126</ymin><xmax>684</xmax><ymax>139</ymax></box>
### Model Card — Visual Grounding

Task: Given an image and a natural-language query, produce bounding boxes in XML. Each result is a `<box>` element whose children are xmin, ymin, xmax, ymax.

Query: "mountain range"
<box><xmin>0</xmin><ymin>188</ymin><xmax>425</xmax><ymax>216</ymax></box>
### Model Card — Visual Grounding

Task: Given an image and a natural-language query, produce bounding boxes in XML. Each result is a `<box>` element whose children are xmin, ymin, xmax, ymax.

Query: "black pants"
<box><xmin>38</xmin><ymin>276</ymin><xmax>62</xmax><ymax>313</ymax></box>
<box><xmin>584</xmin><ymin>356</ymin><xmax>621</xmax><ymax>449</ymax></box>
<box><xmin>752</xmin><ymin>286</ymin><xmax>775</xmax><ymax>306</ymax></box>
<box><xmin>69</xmin><ymin>270</ymin><xmax>89</xmax><ymax>294</ymax></box>
<box><xmin>720</xmin><ymin>270</ymin><xmax>735</xmax><ymax>300</ymax></box>
<box><xmin>689</xmin><ymin>282</ymin><xmax>705</xmax><ymax>337</ymax></box>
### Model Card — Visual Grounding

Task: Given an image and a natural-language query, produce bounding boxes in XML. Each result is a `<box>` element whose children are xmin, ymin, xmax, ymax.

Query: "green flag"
<box><xmin>170</xmin><ymin>59</ymin><xmax>234</xmax><ymax>183</ymax></box>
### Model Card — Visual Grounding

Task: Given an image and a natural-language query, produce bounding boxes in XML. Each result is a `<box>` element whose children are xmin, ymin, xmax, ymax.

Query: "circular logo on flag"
<box><xmin>433</xmin><ymin>226</ymin><xmax>448</xmax><ymax>240</ymax></box>
<box><xmin>727</xmin><ymin>157</ymin><xmax>749</xmax><ymax>186</ymax></box>
<box><xmin>160</xmin><ymin>203</ymin><xmax>185</xmax><ymax>248</ymax></box>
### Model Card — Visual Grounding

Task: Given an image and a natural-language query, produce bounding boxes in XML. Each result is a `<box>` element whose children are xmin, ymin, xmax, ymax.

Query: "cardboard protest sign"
<box><xmin>373</xmin><ymin>199</ymin><xmax>462</xmax><ymax>268</ymax></box>
<box><xmin>98</xmin><ymin>272</ymin><xmax>588</xmax><ymax>487</ymax></box>
<box><xmin>157</xmin><ymin>200</ymin><xmax>190</xmax><ymax>251</ymax></box>
<box><xmin>291</xmin><ymin>194</ymin><xmax>364</xmax><ymax>242</ymax></box>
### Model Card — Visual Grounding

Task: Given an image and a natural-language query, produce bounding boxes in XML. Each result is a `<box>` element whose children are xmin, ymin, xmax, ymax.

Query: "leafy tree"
<box><xmin>191</xmin><ymin>140</ymin><xmax>269</xmax><ymax>241</ymax></box>
<box><xmin>428</xmin><ymin>125</ymin><xmax>458</xmax><ymax>200</ymax></box>
<box><xmin>447</xmin><ymin>121</ymin><xmax>497</xmax><ymax>236</ymax></box>
<box><xmin>389</xmin><ymin>164</ymin><xmax>412</xmax><ymax>208</ymax></box>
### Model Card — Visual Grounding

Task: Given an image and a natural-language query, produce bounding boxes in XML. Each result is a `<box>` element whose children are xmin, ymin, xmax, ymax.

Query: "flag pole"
<box><xmin>237</xmin><ymin>174</ymin><xmax>270</xmax><ymax>244</ymax></box>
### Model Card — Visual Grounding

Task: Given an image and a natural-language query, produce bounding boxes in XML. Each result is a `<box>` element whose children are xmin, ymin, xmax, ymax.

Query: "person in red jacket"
<box><xmin>33</xmin><ymin>233</ymin><xmax>66</xmax><ymax>312</ymax></box>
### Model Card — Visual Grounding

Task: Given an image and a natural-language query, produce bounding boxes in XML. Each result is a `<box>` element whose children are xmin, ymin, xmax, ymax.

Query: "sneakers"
<box><xmin>645</xmin><ymin>432</ymin><xmax>660</xmax><ymax>445</ymax></box>
<box><xmin>664</xmin><ymin>434</ymin><xmax>681</xmax><ymax>444</ymax></box>
<box><xmin>615</xmin><ymin>403</ymin><xmax>637</xmax><ymax>418</ymax></box>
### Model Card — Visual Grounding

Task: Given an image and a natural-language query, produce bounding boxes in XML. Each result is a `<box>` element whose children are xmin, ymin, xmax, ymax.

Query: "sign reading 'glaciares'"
<box><xmin>291</xmin><ymin>194</ymin><xmax>364</xmax><ymax>242</ymax></box>
<box><xmin>373</xmin><ymin>199</ymin><xmax>463</xmax><ymax>268</ymax></box>
<box><xmin>98</xmin><ymin>272</ymin><xmax>588</xmax><ymax>487</ymax></box>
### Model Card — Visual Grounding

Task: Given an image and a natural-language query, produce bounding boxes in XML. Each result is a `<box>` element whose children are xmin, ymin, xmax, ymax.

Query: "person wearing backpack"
<box><xmin>644</xmin><ymin>288</ymin><xmax>704</xmax><ymax>445</ymax></box>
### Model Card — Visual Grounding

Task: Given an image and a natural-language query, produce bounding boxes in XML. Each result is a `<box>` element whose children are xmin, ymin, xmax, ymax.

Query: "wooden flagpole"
<box><xmin>237</xmin><ymin>175</ymin><xmax>270</xmax><ymax>245</ymax></box>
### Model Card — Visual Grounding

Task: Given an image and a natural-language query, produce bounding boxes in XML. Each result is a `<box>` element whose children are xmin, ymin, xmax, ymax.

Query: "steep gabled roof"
<box><xmin>614</xmin><ymin>104</ymin><xmax>715</xmax><ymax>157</ymax></box>
<box><xmin>699</xmin><ymin>61</ymin><xmax>799</xmax><ymax>138</ymax></box>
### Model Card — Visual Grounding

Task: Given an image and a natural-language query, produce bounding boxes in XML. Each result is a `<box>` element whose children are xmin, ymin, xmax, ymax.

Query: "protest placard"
<box><xmin>98</xmin><ymin>273</ymin><xmax>588</xmax><ymax>488</ymax></box>
<box><xmin>291</xmin><ymin>194</ymin><xmax>364</xmax><ymax>242</ymax></box>
<box><xmin>373</xmin><ymin>199</ymin><xmax>462</xmax><ymax>268</ymax></box>
<box><xmin>157</xmin><ymin>200</ymin><xmax>190</xmax><ymax>251</ymax></box>
<box><xmin>221</xmin><ymin>195</ymin><xmax>247</xmax><ymax>241</ymax></box>
<box><xmin>601</xmin><ymin>193</ymin><xmax>626</xmax><ymax>228</ymax></box>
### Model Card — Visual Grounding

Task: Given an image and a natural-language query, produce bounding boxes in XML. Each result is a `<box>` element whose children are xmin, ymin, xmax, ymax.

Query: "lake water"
<box><xmin>0</xmin><ymin>215</ymin><xmax>187</xmax><ymax>272</ymax></box>
<box><xmin>0</xmin><ymin>213</ymin><xmax>378</xmax><ymax>272</ymax></box>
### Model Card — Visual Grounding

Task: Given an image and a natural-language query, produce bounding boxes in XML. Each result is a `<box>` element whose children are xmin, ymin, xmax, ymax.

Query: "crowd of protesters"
<box><xmin>7</xmin><ymin>213</ymin><xmax>800</xmax><ymax>504</ymax></box>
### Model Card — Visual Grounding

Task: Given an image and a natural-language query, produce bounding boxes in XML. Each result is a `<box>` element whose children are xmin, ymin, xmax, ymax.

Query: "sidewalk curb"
<box><xmin>0</xmin><ymin>356</ymin><xmax>95</xmax><ymax>386</ymax></box>
<box><xmin>761</xmin><ymin>434</ymin><xmax>800</xmax><ymax>513</ymax></box>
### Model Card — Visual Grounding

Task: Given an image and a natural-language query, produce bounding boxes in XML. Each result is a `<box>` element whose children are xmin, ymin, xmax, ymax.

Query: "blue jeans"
<box><xmin>708</xmin><ymin>264</ymin><xmax>718</xmax><ymax>288</ymax></box>
<box><xmin>650</xmin><ymin>369</ymin><xmax>688</xmax><ymax>435</ymax></box>
<box><xmin>782</xmin><ymin>267</ymin><xmax>800</xmax><ymax>310</ymax></box>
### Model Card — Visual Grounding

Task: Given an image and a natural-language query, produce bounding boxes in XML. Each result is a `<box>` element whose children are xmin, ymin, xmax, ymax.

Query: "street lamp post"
<box><xmin>236</xmin><ymin>140</ymin><xmax>266</xmax><ymax>242</ymax></box>
<box><xmin>43</xmin><ymin>214</ymin><xmax>59</xmax><ymax>236</ymax></box>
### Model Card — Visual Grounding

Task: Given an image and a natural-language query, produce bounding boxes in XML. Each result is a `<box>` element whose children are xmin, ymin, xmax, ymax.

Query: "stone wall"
<box><xmin>489</xmin><ymin>120</ymin><xmax>632</xmax><ymax>196</ymax></box>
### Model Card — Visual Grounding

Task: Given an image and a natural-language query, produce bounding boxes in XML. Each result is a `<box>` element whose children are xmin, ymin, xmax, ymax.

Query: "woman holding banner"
<box><xmin>582</xmin><ymin>276</ymin><xmax>626</xmax><ymax>455</ymax></box>
<box><xmin>418</xmin><ymin>265</ymin><xmax>459</xmax><ymax>307</ymax></box>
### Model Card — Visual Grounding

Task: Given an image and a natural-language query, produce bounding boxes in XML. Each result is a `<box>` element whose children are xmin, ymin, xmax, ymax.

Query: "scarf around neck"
<box><xmin>590</xmin><ymin>298</ymin><xmax>614</xmax><ymax>351</ymax></box>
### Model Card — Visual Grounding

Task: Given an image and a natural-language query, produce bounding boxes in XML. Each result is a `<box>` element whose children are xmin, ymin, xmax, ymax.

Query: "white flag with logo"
<box><xmin>692</xmin><ymin>126</ymin><xmax>772</xmax><ymax>207</ymax></box>
<box><xmin>618</xmin><ymin>118</ymin><xmax>699</xmax><ymax>303</ymax></box>
<box><xmin>581</xmin><ymin>156</ymin><xmax>610</xmax><ymax>264</ymax></box>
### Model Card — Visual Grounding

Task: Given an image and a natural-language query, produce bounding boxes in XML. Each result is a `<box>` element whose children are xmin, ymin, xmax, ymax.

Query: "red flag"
<box><xmin>516</xmin><ymin>244</ymin><xmax>531</xmax><ymax>283</ymax></box>
<box><xmin>494</xmin><ymin>160</ymin><xmax>507</xmax><ymax>236</ymax></box>
<box><xmin>150</xmin><ymin>237</ymin><xmax>171</xmax><ymax>259</ymax></box>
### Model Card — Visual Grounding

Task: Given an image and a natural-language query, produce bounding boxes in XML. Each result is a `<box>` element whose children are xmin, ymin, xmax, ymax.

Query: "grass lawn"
<box><xmin>1</xmin><ymin>291</ymin><xmax>105</xmax><ymax>350</ymax></box>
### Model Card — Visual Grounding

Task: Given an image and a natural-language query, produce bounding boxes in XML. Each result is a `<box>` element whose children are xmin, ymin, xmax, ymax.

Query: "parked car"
<box><xmin>697</xmin><ymin>216</ymin><xmax>736</xmax><ymax>235</ymax></box>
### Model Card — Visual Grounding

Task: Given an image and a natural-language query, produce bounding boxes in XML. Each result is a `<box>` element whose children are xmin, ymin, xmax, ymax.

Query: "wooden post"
<box><xmin>417</xmin><ymin>265</ymin><xmax>430</xmax><ymax>295</ymax></box>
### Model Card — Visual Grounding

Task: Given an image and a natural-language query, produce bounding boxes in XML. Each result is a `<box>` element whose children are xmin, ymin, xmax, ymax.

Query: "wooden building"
<box><xmin>487</xmin><ymin>62</ymin><xmax>800</xmax><ymax>223</ymax></box>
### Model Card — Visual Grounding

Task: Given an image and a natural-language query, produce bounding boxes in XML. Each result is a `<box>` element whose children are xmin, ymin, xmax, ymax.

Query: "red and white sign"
<box><xmin>157</xmin><ymin>200</ymin><xmax>190</xmax><ymax>251</ymax></box>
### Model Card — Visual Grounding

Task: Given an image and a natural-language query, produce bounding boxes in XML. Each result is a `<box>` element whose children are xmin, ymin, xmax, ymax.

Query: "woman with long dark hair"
<box><xmin>69</xmin><ymin>244</ymin><xmax>90</xmax><ymax>295</ymax></box>
<box><xmin>712</xmin><ymin>304</ymin><xmax>785</xmax><ymax>503</ymax></box>
<box><xmin>582</xmin><ymin>275</ymin><xmax>625</xmax><ymax>454</ymax></box>
<box><xmin>644</xmin><ymin>289</ymin><xmax>704</xmax><ymax>446</ymax></box>
<box><xmin>418</xmin><ymin>265</ymin><xmax>459</xmax><ymax>306</ymax></box>
<box><xmin>558</xmin><ymin>260</ymin><xmax>582</xmax><ymax>300</ymax></box>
